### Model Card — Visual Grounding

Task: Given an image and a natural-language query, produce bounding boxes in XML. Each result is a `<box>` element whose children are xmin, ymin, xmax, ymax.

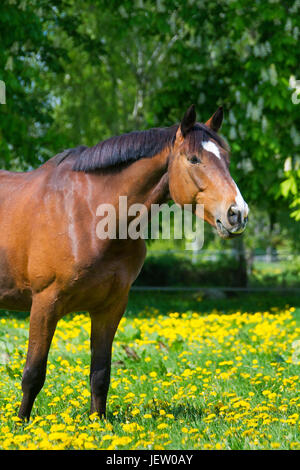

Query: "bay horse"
<box><xmin>0</xmin><ymin>105</ymin><xmax>248</xmax><ymax>420</ymax></box>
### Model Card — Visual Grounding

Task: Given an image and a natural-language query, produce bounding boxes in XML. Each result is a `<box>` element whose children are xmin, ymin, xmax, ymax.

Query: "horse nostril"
<box><xmin>227</xmin><ymin>204</ymin><xmax>241</xmax><ymax>226</ymax></box>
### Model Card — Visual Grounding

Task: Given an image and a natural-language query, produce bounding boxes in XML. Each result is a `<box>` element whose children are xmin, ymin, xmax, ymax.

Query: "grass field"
<box><xmin>0</xmin><ymin>292</ymin><xmax>299</xmax><ymax>450</ymax></box>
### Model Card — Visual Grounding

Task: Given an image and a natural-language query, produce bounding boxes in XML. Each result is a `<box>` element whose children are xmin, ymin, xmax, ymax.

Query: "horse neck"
<box><xmin>113</xmin><ymin>147</ymin><xmax>171</xmax><ymax>210</ymax></box>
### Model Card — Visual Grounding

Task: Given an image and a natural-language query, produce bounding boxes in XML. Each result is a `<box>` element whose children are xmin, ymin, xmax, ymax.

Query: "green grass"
<box><xmin>2</xmin><ymin>290</ymin><xmax>299</xmax><ymax>321</ymax></box>
<box><xmin>0</xmin><ymin>293</ymin><xmax>299</xmax><ymax>450</ymax></box>
<box><xmin>126</xmin><ymin>291</ymin><xmax>300</xmax><ymax>319</ymax></box>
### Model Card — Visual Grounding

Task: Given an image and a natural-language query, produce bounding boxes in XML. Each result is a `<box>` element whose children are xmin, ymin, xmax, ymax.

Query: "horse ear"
<box><xmin>205</xmin><ymin>106</ymin><xmax>223</xmax><ymax>132</ymax></box>
<box><xmin>180</xmin><ymin>104</ymin><xmax>196</xmax><ymax>137</ymax></box>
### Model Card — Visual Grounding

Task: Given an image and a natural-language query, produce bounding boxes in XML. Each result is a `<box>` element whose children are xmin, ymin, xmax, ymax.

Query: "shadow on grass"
<box><xmin>167</xmin><ymin>404</ymin><xmax>203</xmax><ymax>421</ymax></box>
<box><xmin>1</xmin><ymin>291</ymin><xmax>300</xmax><ymax>320</ymax></box>
<box><xmin>125</xmin><ymin>291</ymin><xmax>300</xmax><ymax>317</ymax></box>
<box><xmin>105</xmin><ymin>403</ymin><xmax>203</xmax><ymax>424</ymax></box>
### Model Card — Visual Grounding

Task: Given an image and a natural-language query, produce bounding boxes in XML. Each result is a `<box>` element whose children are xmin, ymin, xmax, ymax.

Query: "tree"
<box><xmin>1</xmin><ymin>0</ymin><xmax>299</xmax><ymax>236</ymax></box>
<box><xmin>0</xmin><ymin>0</ymin><xmax>104</xmax><ymax>169</ymax></box>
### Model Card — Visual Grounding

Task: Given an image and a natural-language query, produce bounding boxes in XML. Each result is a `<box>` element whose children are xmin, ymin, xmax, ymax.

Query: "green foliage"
<box><xmin>280</xmin><ymin>169</ymin><xmax>300</xmax><ymax>220</ymax></box>
<box><xmin>0</xmin><ymin>0</ymin><xmax>105</xmax><ymax>168</ymax></box>
<box><xmin>133</xmin><ymin>251</ymin><xmax>300</xmax><ymax>289</ymax></box>
<box><xmin>134</xmin><ymin>252</ymin><xmax>241</xmax><ymax>287</ymax></box>
<box><xmin>251</xmin><ymin>257</ymin><xmax>300</xmax><ymax>287</ymax></box>
<box><xmin>0</xmin><ymin>0</ymin><xmax>64</xmax><ymax>168</ymax></box>
<box><xmin>0</xmin><ymin>0</ymin><xmax>299</xmax><ymax>226</ymax></box>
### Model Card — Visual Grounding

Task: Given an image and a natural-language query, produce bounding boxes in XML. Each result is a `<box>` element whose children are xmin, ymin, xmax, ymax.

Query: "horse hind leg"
<box><xmin>18</xmin><ymin>289</ymin><xmax>61</xmax><ymax>421</ymax></box>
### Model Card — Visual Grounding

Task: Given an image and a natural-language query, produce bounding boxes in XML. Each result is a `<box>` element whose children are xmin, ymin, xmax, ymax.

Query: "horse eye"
<box><xmin>190</xmin><ymin>155</ymin><xmax>200</xmax><ymax>164</ymax></box>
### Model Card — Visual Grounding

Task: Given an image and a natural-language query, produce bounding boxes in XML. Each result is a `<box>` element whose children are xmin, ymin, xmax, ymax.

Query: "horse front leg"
<box><xmin>89</xmin><ymin>297</ymin><xmax>128</xmax><ymax>418</ymax></box>
<box><xmin>18</xmin><ymin>290</ymin><xmax>60</xmax><ymax>421</ymax></box>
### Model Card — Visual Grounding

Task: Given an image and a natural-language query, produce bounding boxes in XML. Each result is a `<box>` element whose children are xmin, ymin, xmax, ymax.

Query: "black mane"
<box><xmin>53</xmin><ymin>123</ymin><xmax>228</xmax><ymax>172</ymax></box>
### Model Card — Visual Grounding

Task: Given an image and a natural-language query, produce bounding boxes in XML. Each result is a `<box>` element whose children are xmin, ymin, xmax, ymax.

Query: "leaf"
<box><xmin>280</xmin><ymin>179</ymin><xmax>292</xmax><ymax>198</ymax></box>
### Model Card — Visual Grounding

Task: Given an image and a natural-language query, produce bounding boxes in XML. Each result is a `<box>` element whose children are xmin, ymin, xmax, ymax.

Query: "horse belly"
<box><xmin>0</xmin><ymin>248</ymin><xmax>32</xmax><ymax>310</ymax></box>
<box><xmin>58</xmin><ymin>238</ymin><xmax>147</xmax><ymax>313</ymax></box>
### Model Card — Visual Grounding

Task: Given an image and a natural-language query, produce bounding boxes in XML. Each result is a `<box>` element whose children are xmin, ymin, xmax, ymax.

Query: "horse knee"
<box><xmin>22</xmin><ymin>364</ymin><xmax>46</xmax><ymax>395</ymax></box>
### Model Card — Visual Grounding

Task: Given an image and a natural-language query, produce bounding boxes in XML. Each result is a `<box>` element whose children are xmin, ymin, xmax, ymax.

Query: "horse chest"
<box><xmin>92</xmin><ymin>238</ymin><xmax>147</xmax><ymax>286</ymax></box>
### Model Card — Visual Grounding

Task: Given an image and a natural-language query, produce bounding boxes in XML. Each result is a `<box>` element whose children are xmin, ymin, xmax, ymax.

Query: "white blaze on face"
<box><xmin>233</xmin><ymin>181</ymin><xmax>249</xmax><ymax>219</ymax></box>
<box><xmin>202</xmin><ymin>140</ymin><xmax>221</xmax><ymax>159</ymax></box>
